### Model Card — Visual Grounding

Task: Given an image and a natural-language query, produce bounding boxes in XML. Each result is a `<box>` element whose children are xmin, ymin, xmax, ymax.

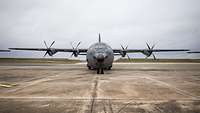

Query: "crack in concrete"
<box><xmin>90</xmin><ymin>76</ymin><xmax>99</xmax><ymax>113</ymax></box>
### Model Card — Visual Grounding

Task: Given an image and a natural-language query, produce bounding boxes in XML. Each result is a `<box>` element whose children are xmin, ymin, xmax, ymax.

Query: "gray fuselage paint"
<box><xmin>86</xmin><ymin>42</ymin><xmax>114</xmax><ymax>69</ymax></box>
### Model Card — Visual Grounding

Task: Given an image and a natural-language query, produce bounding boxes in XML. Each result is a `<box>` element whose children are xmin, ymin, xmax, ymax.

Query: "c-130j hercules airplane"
<box><xmin>10</xmin><ymin>34</ymin><xmax>189</xmax><ymax>74</ymax></box>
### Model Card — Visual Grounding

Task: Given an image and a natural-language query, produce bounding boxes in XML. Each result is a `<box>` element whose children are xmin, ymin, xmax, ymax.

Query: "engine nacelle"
<box><xmin>142</xmin><ymin>50</ymin><xmax>152</xmax><ymax>57</ymax></box>
<box><xmin>72</xmin><ymin>50</ymin><xmax>79</xmax><ymax>57</ymax></box>
<box><xmin>120</xmin><ymin>51</ymin><xmax>127</xmax><ymax>57</ymax></box>
<box><xmin>74</xmin><ymin>52</ymin><xmax>79</xmax><ymax>57</ymax></box>
<box><xmin>47</xmin><ymin>49</ymin><xmax>57</xmax><ymax>56</ymax></box>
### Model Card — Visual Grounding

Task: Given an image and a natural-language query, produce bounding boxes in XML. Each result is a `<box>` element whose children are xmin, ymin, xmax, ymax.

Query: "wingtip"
<box><xmin>0</xmin><ymin>50</ymin><xmax>10</xmax><ymax>52</ymax></box>
<box><xmin>187</xmin><ymin>51</ymin><xmax>200</xmax><ymax>53</ymax></box>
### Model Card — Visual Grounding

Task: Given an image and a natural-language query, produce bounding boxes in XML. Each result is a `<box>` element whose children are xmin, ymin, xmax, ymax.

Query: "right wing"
<box><xmin>9</xmin><ymin>48</ymin><xmax>88</xmax><ymax>53</ymax></box>
<box><xmin>9</xmin><ymin>48</ymin><xmax>88</xmax><ymax>57</ymax></box>
<box><xmin>0</xmin><ymin>50</ymin><xmax>10</xmax><ymax>52</ymax></box>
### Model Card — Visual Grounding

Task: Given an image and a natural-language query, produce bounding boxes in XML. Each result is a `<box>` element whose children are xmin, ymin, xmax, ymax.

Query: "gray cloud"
<box><xmin>0</xmin><ymin>0</ymin><xmax>200</xmax><ymax>58</ymax></box>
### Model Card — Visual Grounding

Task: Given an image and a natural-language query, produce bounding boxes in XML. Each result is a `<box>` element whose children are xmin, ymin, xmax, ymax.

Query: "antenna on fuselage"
<box><xmin>98</xmin><ymin>33</ymin><xmax>101</xmax><ymax>43</ymax></box>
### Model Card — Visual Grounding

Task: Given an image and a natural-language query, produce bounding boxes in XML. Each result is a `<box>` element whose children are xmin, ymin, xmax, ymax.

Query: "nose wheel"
<box><xmin>97</xmin><ymin>68</ymin><xmax>104</xmax><ymax>74</ymax></box>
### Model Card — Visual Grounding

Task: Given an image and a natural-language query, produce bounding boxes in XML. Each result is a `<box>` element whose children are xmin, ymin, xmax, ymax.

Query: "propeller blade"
<box><xmin>70</xmin><ymin>53</ymin><xmax>74</xmax><ymax>57</ymax></box>
<box><xmin>44</xmin><ymin>41</ymin><xmax>48</xmax><ymax>48</ymax></box>
<box><xmin>70</xmin><ymin>42</ymin><xmax>74</xmax><ymax>49</ymax></box>
<box><xmin>44</xmin><ymin>51</ymin><xmax>48</xmax><ymax>57</ymax></box>
<box><xmin>75</xmin><ymin>41</ymin><xmax>81</xmax><ymax>49</ymax></box>
<box><xmin>146</xmin><ymin>43</ymin><xmax>151</xmax><ymax>50</ymax></box>
<box><xmin>125</xmin><ymin>45</ymin><xmax>128</xmax><ymax>50</ymax></box>
<box><xmin>49</xmin><ymin>41</ymin><xmax>55</xmax><ymax>48</ymax></box>
<box><xmin>152</xmin><ymin>53</ymin><xmax>156</xmax><ymax>60</ymax></box>
<box><xmin>127</xmin><ymin>54</ymin><xmax>131</xmax><ymax>61</ymax></box>
<box><xmin>121</xmin><ymin>45</ymin><xmax>125</xmax><ymax>50</ymax></box>
<box><xmin>151</xmin><ymin>44</ymin><xmax>155</xmax><ymax>50</ymax></box>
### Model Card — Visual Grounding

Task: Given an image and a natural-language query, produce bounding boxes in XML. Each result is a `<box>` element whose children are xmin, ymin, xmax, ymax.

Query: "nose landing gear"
<box><xmin>97</xmin><ymin>68</ymin><xmax>104</xmax><ymax>74</ymax></box>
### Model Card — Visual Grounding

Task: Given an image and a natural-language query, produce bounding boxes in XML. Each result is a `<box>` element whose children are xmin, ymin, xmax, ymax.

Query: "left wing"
<box><xmin>187</xmin><ymin>51</ymin><xmax>200</xmax><ymax>53</ymax></box>
<box><xmin>113</xmin><ymin>44</ymin><xmax>189</xmax><ymax>60</ymax></box>
<box><xmin>113</xmin><ymin>49</ymin><xmax>189</xmax><ymax>53</ymax></box>
<box><xmin>113</xmin><ymin>48</ymin><xmax>189</xmax><ymax>60</ymax></box>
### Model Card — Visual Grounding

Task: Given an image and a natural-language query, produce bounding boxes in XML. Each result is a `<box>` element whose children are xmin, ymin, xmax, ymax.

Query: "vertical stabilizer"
<box><xmin>98</xmin><ymin>33</ymin><xmax>101</xmax><ymax>43</ymax></box>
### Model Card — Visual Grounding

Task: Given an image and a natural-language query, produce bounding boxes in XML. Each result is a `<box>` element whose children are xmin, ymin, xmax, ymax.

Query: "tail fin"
<box><xmin>98</xmin><ymin>33</ymin><xmax>101</xmax><ymax>43</ymax></box>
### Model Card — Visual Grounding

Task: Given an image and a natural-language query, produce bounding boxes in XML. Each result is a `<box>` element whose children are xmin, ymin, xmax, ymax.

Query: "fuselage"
<box><xmin>86</xmin><ymin>42</ymin><xmax>114</xmax><ymax>69</ymax></box>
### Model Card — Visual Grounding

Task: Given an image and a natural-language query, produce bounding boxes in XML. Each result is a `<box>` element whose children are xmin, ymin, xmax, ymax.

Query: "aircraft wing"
<box><xmin>0</xmin><ymin>50</ymin><xmax>10</xmax><ymax>52</ymax></box>
<box><xmin>113</xmin><ymin>48</ymin><xmax>189</xmax><ymax>60</ymax></box>
<box><xmin>141</xmin><ymin>49</ymin><xmax>189</xmax><ymax>52</ymax></box>
<box><xmin>9</xmin><ymin>48</ymin><xmax>48</xmax><ymax>51</ymax></box>
<box><xmin>9</xmin><ymin>48</ymin><xmax>88</xmax><ymax>52</ymax></box>
<box><xmin>187</xmin><ymin>51</ymin><xmax>200</xmax><ymax>53</ymax></box>
<box><xmin>113</xmin><ymin>49</ymin><xmax>189</xmax><ymax>53</ymax></box>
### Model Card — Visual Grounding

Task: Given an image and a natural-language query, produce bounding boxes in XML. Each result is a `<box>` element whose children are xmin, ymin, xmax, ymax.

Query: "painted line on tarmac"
<box><xmin>0</xmin><ymin>83</ymin><xmax>17</xmax><ymax>88</ymax></box>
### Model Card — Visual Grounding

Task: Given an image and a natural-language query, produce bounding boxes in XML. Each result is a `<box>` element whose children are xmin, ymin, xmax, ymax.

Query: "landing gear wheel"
<box><xmin>97</xmin><ymin>68</ymin><xmax>104</xmax><ymax>74</ymax></box>
<box><xmin>107</xmin><ymin>66</ymin><xmax>112</xmax><ymax>70</ymax></box>
<box><xmin>97</xmin><ymin>68</ymin><xmax>100</xmax><ymax>74</ymax></box>
<box><xmin>100</xmin><ymin>68</ymin><xmax>104</xmax><ymax>74</ymax></box>
<box><xmin>87</xmin><ymin>66</ymin><xmax>91</xmax><ymax>70</ymax></box>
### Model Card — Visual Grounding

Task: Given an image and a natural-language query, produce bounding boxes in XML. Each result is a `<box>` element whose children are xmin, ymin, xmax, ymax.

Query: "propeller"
<box><xmin>120</xmin><ymin>45</ymin><xmax>131</xmax><ymax>61</ymax></box>
<box><xmin>43</xmin><ymin>41</ymin><xmax>57</xmax><ymax>57</ymax></box>
<box><xmin>70</xmin><ymin>41</ymin><xmax>81</xmax><ymax>57</ymax></box>
<box><xmin>144</xmin><ymin>43</ymin><xmax>156</xmax><ymax>60</ymax></box>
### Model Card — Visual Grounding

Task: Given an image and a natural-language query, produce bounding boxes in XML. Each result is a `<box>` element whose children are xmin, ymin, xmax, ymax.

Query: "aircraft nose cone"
<box><xmin>95</xmin><ymin>54</ymin><xmax>105</xmax><ymax>62</ymax></box>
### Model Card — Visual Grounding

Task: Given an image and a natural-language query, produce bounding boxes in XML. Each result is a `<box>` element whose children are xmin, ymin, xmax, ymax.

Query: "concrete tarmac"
<box><xmin>0</xmin><ymin>63</ymin><xmax>200</xmax><ymax>113</ymax></box>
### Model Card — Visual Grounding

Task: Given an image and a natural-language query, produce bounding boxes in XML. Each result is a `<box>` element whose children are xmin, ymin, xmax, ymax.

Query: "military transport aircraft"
<box><xmin>9</xmin><ymin>34</ymin><xmax>189</xmax><ymax>74</ymax></box>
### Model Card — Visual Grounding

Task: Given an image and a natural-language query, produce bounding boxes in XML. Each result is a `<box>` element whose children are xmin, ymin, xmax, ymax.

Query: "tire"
<box><xmin>88</xmin><ymin>66</ymin><xmax>91</xmax><ymax>70</ymax></box>
<box><xmin>100</xmin><ymin>68</ymin><xmax>104</xmax><ymax>74</ymax></box>
<box><xmin>107</xmin><ymin>66</ymin><xmax>112</xmax><ymax>70</ymax></box>
<box><xmin>97</xmin><ymin>68</ymin><xmax>100</xmax><ymax>74</ymax></box>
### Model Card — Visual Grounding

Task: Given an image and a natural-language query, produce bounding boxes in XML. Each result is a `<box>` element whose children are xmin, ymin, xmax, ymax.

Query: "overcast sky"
<box><xmin>0</xmin><ymin>0</ymin><xmax>200</xmax><ymax>59</ymax></box>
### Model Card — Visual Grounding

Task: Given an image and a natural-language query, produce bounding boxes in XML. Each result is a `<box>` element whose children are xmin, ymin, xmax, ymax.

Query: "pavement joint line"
<box><xmin>143</xmin><ymin>76</ymin><xmax>199</xmax><ymax>99</ymax></box>
<box><xmin>0</xmin><ymin>97</ymin><xmax>197</xmax><ymax>99</ymax></box>
<box><xmin>0</xmin><ymin>97</ymin><xmax>200</xmax><ymax>103</ymax></box>
<box><xmin>90</xmin><ymin>76</ymin><xmax>99</xmax><ymax>113</ymax></box>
